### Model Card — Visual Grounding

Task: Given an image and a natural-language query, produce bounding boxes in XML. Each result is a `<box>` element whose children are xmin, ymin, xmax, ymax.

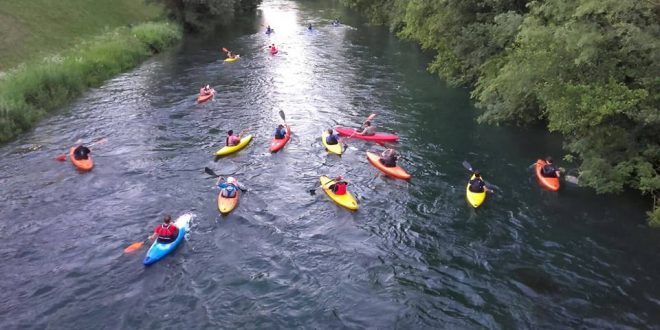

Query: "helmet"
<box><xmin>227</xmin><ymin>177</ymin><xmax>237</xmax><ymax>184</ymax></box>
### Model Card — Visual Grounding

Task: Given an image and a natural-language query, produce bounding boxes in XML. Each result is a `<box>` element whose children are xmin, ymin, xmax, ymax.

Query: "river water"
<box><xmin>2</xmin><ymin>0</ymin><xmax>659</xmax><ymax>329</ymax></box>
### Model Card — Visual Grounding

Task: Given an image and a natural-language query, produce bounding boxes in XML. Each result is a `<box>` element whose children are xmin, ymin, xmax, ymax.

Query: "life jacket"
<box><xmin>275</xmin><ymin>127</ymin><xmax>286</xmax><ymax>139</ymax></box>
<box><xmin>326</xmin><ymin>134</ymin><xmax>338</xmax><ymax>145</ymax></box>
<box><xmin>541</xmin><ymin>164</ymin><xmax>557</xmax><ymax>177</ymax></box>
<box><xmin>155</xmin><ymin>224</ymin><xmax>178</xmax><ymax>241</ymax></box>
<box><xmin>333</xmin><ymin>182</ymin><xmax>347</xmax><ymax>195</ymax></box>
<box><xmin>380</xmin><ymin>155</ymin><xmax>397</xmax><ymax>167</ymax></box>
<box><xmin>469</xmin><ymin>178</ymin><xmax>485</xmax><ymax>193</ymax></box>
<box><xmin>363</xmin><ymin>126</ymin><xmax>376</xmax><ymax>136</ymax></box>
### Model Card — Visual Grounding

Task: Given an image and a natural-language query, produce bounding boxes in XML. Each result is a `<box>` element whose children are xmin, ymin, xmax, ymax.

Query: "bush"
<box><xmin>0</xmin><ymin>22</ymin><xmax>181</xmax><ymax>143</ymax></box>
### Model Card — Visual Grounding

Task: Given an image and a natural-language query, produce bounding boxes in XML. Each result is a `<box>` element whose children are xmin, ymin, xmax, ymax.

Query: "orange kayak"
<box><xmin>69</xmin><ymin>147</ymin><xmax>93</xmax><ymax>171</ymax></box>
<box><xmin>197</xmin><ymin>90</ymin><xmax>215</xmax><ymax>104</ymax></box>
<box><xmin>270</xmin><ymin>125</ymin><xmax>291</xmax><ymax>153</ymax></box>
<box><xmin>535</xmin><ymin>159</ymin><xmax>560</xmax><ymax>191</ymax></box>
<box><xmin>366</xmin><ymin>151</ymin><xmax>410</xmax><ymax>180</ymax></box>
<box><xmin>218</xmin><ymin>190</ymin><xmax>240</xmax><ymax>214</ymax></box>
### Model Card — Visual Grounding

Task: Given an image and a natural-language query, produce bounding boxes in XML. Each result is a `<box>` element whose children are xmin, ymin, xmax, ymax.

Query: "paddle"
<box><xmin>124</xmin><ymin>238</ymin><xmax>149</xmax><ymax>253</ymax></box>
<box><xmin>279</xmin><ymin>110</ymin><xmax>286</xmax><ymax>124</ymax></box>
<box><xmin>309</xmin><ymin>177</ymin><xmax>346</xmax><ymax>195</ymax></box>
<box><xmin>462</xmin><ymin>160</ymin><xmax>500</xmax><ymax>192</ymax></box>
<box><xmin>205</xmin><ymin>167</ymin><xmax>247</xmax><ymax>191</ymax></box>
<box><xmin>55</xmin><ymin>138</ymin><xmax>107</xmax><ymax>161</ymax></box>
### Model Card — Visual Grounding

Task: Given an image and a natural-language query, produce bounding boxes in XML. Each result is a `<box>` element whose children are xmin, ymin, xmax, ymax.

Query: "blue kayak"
<box><xmin>143</xmin><ymin>214</ymin><xmax>192</xmax><ymax>266</ymax></box>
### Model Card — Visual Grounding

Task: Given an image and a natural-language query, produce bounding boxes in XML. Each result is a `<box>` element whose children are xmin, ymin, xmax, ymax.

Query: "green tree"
<box><xmin>151</xmin><ymin>0</ymin><xmax>261</xmax><ymax>31</ymax></box>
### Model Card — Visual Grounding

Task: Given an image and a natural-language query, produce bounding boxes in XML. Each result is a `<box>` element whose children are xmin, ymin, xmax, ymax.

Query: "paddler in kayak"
<box><xmin>468</xmin><ymin>170</ymin><xmax>491</xmax><ymax>193</ymax></box>
<box><xmin>332</xmin><ymin>19</ymin><xmax>340</xmax><ymax>26</ymax></box>
<box><xmin>308</xmin><ymin>23</ymin><xmax>313</xmax><ymax>31</ymax></box>
<box><xmin>147</xmin><ymin>215</ymin><xmax>179</xmax><ymax>244</ymax></box>
<box><xmin>266</xmin><ymin>25</ymin><xmax>274</xmax><ymax>34</ymax></box>
<box><xmin>358</xmin><ymin>121</ymin><xmax>376</xmax><ymax>136</ymax></box>
<box><xmin>216</xmin><ymin>176</ymin><xmax>245</xmax><ymax>197</ymax></box>
<box><xmin>225</xmin><ymin>129</ymin><xmax>244</xmax><ymax>146</ymax></box>
<box><xmin>274</xmin><ymin>124</ymin><xmax>287</xmax><ymax>139</ymax></box>
<box><xmin>379</xmin><ymin>148</ymin><xmax>399</xmax><ymax>167</ymax></box>
<box><xmin>540</xmin><ymin>156</ymin><xmax>561</xmax><ymax>178</ymax></box>
<box><xmin>325</xmin><ymin>128</ymin><xmax>342</xmax><ymax>146</ymax></box>
<box><xmin>73</xmin><ymin>145</ymin><xmax>91</xmax><ymax>160</ymax></box>
<box><xmin>226</xmin><ymin>50</ymin><xmax>237</xmax><ymax>59</ymax></box>
<box><xmin>200</xmin><ymin>84</ymin><xmax>213</xmax><ymax>96</ymax></box>
<box><xmin>327</xmin><ymin>176</ymin><xmax>348</xmax><ymax>195</ymax></box>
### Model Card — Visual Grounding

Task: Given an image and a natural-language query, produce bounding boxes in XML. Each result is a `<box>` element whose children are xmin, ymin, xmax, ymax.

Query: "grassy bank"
<box><xmin>0</xmin><ymin>0</ymin><xmax>163</xmax><ymax>70</ymax></box>
<box><xmin>0</xmin><ymin>22</ymin><xmax>182</xmax><ymax>142</ymax></box>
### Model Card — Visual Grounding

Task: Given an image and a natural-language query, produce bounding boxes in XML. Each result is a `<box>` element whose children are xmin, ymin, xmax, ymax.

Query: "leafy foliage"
<box><xmin>344</xmin><ymin>0</ymin><xmax>660</xmax><ymax>224</ymax></box>
<box><xmin>150</xmin><ymin>0</ymin><xmax>261</xmax><ymax>31</ymax></box>
<box><xmin>0</xmin><ymin>22</ymin><xmax>182</xmax><ymax>143</ymax></box>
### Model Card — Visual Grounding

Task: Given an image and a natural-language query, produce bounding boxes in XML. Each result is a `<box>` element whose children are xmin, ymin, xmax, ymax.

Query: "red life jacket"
<box><xmin>155</xmin><ymin>224</ymin><xmax>178</xmax><ymax>241</ymax></box>
<box><xmin>334</xmin><ymin>182</ymin><xmax>347</xmax><ymax>195</ymax></box>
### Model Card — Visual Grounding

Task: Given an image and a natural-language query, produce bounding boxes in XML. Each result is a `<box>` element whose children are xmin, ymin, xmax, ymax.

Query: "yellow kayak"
<box><xmin>320</xmin><ymin>176</ymin><xmax>358</xmax><ymax>210</ymax></box>
<box><xmin>466</xmin><ymin>174</ymin><xmax>487</xmax><ymax>208</ymax></box>
<box><xmin>214</xmin><ymin>135</ymin><xmax>253</xmax><ymax>156</ymax></box>
<box><xmin>224</xmin><ymin>55</ymin><xmax>240</xmax><ymax>62</ymax></box>
<box><xmin>321</xmin><ymin>131</ymin><xmax>342</xmax><ymax>155</ymax></box>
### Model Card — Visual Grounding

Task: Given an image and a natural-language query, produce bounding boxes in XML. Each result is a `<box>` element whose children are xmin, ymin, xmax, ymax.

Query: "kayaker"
<box><xmin>325</xmin><ymin>129</ymin><xmax>341</xmax><ymax>145</ymax></box>
<box><xmin>270</xmin><ymin>43</ymin><xmax>277</xmax><ymax>53</ymax></box>
<box><xmin>328</xmin><ymin>176</ymin><xmax>348</xmax><ymax>195</ymax></box>
<box><xmin>359</xmin><ymin>121</ymin><xmax>376</xmax><ymax>136</ymax></box>
<box><xmin>266</xmin><ymin>25</ymin><xmax>273</xmax><ymax>34</ymax></box>
<box><xmin>379</xmin><ymin>149</ymin><xmax>399</xmax><ymax>167</ymax></box>
<box><xmin>148</xmin><ymin>215</ymin><xmax>179</xmax><ymax>244</ymax></box>
<box><xmin>332</xmin><ymin>19</ymin><xmax>340</xmax><ymax>26</ymax></box>
<box><xmin>225</xmin><ymin>130</ymin><xmax>243</xmax><ymax>146</ymax></box>
<box><xmin>73</xmin><ymin>145</ymin><xmax>91</xmax><ymax>160</ymax></box>
<box><xmin>541</xmin><ymin>156</ymin><xmax>561</xmax><ymax>178</ymax></box>
<box><xmin>217</xmin><ymin>176</ymin><xmax>245</xmax><ymax>198</ymax></box>
<box><xmin>308</xmin><ymin>23</ymin><xmax>313</xmax><ymax>31</ymax></box>
<box><xmin>274</xmin><ymin>124</ymin><xmax>286</xmax><ymax>139</ymax></box>
<box><xmin>468</xmin><ymin>171</ymin><xmax>491</xmax><ymax>193</ymax></box>
<box><xmin>227</xmin><ymin>50</ymin><xmax>236</xmax><ymax>59</ymax></box>
<box><xmin>200</xmin><ymin>85</ymin><xmax>212</xmax><ymax>96</ymax></box>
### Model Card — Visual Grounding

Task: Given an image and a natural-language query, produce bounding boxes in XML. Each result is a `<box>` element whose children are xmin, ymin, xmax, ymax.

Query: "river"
<box><xmin>1</xmin><ymin>0</ymin><xmax>659</xmax><ymax>328</ymax></box>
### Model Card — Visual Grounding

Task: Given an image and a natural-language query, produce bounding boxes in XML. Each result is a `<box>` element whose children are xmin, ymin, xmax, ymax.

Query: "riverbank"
<box><xmin>0</xmin><ymin>0</ymin><xmax>163</xmax><ymax>70</ymax></box>
<box><xmin>0</xmin><ymin>21</ymin><xmax>182</xmax><ymax>143</ymax></box>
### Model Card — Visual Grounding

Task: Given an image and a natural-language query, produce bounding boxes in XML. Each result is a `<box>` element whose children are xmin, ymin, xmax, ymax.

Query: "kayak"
<box><xmin>535</xmin><ymin>159</ymin><xmax>560</xmax><ymax>191</ymax></box>
<box><xmin>69</xmin><ymin>147</ymin><xmax>93</xmax><ymax>171</ymax></box>
<box><xmin>218</xmin><ymin>190</ymin><xmax>240</xmax><ymax>214</ymax></box>
<box><xmin>224</xmin><ymin>55</ymin><xmax>240</xmax><ymax>63</ymax></box>
<box><xmin>366</xmin><ymin>151</ymin><xmax>411</xmax><ymax>180</ymax></box>
<box><xmin>465</xmin><ymin>174</ymin><xmax>487</xmax><ymax>208</ymax></box>
<box><xmin>320</xmin><ymin>176</ymin><xmax>358</xmax><ymax>211</ymax></box>
<box><xmin>143</xmin><ymin>213</ymin><xmax>191</xmax><ymax>266</ymax></box>
<box><xmin>321</xmin><ymin>131</ymin><xmax>343</xmax><ymax>155</ymax></box>
<box><xmin>197</xmin><ymin>90</ymin><xmax>215</xmax><ymax>104</ymax></box>
<box><xmin>214</xmin><ymin>135</ymin><xmax>253</xmax><ymax>157</ymax></box>
<box><xmin>335</xmin><ymin>127</ymin><xmax>399</xmax><ymax>142</ymax></box>
<box><xmin>270</xmin><ymin>125</ymin><xmax>291</xmax><ymax>153</ymax></box>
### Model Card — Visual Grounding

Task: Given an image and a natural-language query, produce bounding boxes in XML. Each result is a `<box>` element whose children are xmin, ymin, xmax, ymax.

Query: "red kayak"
<box><xmin>270</xmin><ymin>47</ymin><xmax>278</xmax><ymax>55</ymax></box>
<box><xmin>270</xmin><ymin>125</ymin><xmax>291</xmax><ymax>152</ymax></box>
<box><xmin>535</xmin><ymin>159</ymin><xmax>560</xmax><ymax>191</ymax></box>
<box><xmin>197</xmin><ymin>89</ymin><xmax>215</xmax><ymax>104</ymax></box>
<box><xmin>335</xmin><ymin>127</ymin><xmax>399</xmax><ymax>142</ymax></box>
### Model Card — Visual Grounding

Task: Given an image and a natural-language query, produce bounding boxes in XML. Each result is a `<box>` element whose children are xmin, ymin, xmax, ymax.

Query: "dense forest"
<box><xmin>342</xmin><ymin>0</ymin><xmax>660</xmax><ymax>225</ymax></box>
<box><xmin>150</xmin><ymin>0</ymin><xmax>261</xmax><ymax>31</ymax></box>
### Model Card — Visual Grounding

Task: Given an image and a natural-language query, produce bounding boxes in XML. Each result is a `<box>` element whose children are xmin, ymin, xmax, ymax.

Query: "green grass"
<box><xmin>0</xmin><ymin>22</ymin><xmax>182</xmax><ymax>142</ymax></box>
<box><xmin>0</xmin><ymin>0</ymin><xmax>163</xmax><ymax>70</ymax></box>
